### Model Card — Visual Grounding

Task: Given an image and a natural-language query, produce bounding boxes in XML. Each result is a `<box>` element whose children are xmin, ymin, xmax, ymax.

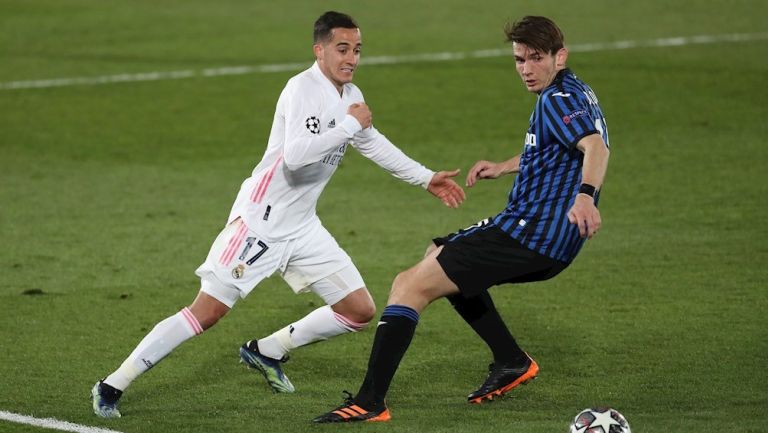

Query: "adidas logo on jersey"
<box><xmin>327</xmin><ymin>119</ymin><xmax>336</xmax><ymax>128</ymax></box>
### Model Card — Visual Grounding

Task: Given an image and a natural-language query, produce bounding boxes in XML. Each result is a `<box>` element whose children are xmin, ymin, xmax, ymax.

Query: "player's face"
<box><xmin>513</xmin><ymin>42</ymin><xmax>567</xmax><ymax>93</ymax></box>
<box><xmin>314</xmin><ymin>27</ymin><xmax>362</xmax><ymax>92</ymax></box>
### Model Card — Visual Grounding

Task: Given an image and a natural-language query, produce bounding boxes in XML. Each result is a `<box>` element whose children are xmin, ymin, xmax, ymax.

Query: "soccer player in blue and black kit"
<box><xmin>314</xmin><ymin>15</ymin><xmax>611</xmax><ymax>423</ymax></box>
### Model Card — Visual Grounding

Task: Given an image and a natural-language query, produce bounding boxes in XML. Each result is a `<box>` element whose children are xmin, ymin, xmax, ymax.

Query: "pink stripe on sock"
<box><xmin>219</xmin><ymin>220</ymin><xmax>248</xmax><ymax>265</ymax></box>
<box><xmin>334</xmin><ymin>312</ymin><xmax>368</xmax><ymax>331</ymax></box>
<box><xmin>253</xmin><ymin>155</ymin><xmax>283</xmax><ymax>204</ymax></box>
<box><xmin>181</xmin><ymin>308</ymin><xmax>204</xmax><ymax>335</ymax></box>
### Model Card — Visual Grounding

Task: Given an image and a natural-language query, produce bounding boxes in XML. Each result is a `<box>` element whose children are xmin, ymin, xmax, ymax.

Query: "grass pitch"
<box><xmin>1</xmin><ymin>1</ymin><xmax>767</xmax><ymax>432</ymax></box>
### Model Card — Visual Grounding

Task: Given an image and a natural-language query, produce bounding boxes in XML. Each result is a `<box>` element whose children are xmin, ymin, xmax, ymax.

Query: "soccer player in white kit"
<box><xmin>91</xmin><ymin>11</ymin><xmax>465</xmax><ymax>418</ymax></box>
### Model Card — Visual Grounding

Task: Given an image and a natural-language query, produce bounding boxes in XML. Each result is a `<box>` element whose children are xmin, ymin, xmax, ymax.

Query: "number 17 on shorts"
<box><xmin>195</xmin><ymin>219</ymin><xmax>289</xmax><ymax>297</ymax></box>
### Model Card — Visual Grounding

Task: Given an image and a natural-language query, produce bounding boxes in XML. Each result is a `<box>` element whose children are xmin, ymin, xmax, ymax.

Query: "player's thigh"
<box><xmin>281</xmin><ymin>224</ymin><xmax>365</xmax><ymax>299</ymax></box>
<box><xmin>434</xmin><ymin>220</ymin><xmax>567</xmax><ymax>296</ymax></box>
<box><xmin>389</xmin><ymin>247</ymin><xmax>460</xmax><ymax>310</ymax></box>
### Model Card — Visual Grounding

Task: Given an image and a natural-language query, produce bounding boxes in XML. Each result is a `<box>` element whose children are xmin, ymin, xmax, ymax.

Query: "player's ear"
<box><xmin>313</xmin><ymin>43</ymin><xmax>323</xmax><ymax>60</ymax></box>
<box><xmin>555</xmin><ymin>47</ymin><xmax>568</xmax><ymax>68</ymax></box>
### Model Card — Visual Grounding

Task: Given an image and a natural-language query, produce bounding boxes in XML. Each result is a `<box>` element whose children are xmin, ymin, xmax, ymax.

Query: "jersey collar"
<box><xmin>310</xmin><ymin>61</ymin><xmax>347</xmax><ymax>98</ymax></box>
<box><xmin>544</xmin><ymin>68</ymin><xmax>572</xmax><ymax>93</ymax></box>
<box><xmin>555</xmin><ymin>67</ymin><xmax>572</xmax><ymax>83</ymax></box>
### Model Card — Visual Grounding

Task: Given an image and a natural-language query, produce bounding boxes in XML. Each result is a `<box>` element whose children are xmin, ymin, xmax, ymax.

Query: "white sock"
<box><xmin>257</xmin><ymin>305</ymin><xmax>367</xmax><ymax>360</ymax></box>
<box><xmin>104</xmin><ymin>308</ymin><xmax>203</xmax><ymax>391</ymax></box>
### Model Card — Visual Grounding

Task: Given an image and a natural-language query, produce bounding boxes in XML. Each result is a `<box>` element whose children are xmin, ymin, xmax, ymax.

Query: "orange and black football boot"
<box><xmin>468</xmin><ymin>354</ymin><xmax>539</xmax><ymax>404</ymax></box>
<box><xmin>312</xmin><ymin>391</ymin><xmax>391</xmax><ymax>423</ymax></box>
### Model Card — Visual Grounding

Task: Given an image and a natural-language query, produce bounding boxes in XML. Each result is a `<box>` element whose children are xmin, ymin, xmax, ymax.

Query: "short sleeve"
<box><xmin>539</xmin><ymin>91</ymin><xmax>598</xmax><ymax>149</ymax></box>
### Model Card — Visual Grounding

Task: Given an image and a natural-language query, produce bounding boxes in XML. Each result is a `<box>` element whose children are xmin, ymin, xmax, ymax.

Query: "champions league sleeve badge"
<box><xmin>305</xmin><ymin>116</ymin><xmax>320</xmax><ymax>134</ymax></box>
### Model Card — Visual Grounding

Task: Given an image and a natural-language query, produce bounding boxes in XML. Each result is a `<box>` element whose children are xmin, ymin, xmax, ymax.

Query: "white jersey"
<box><xmin>227</xmin><ymin>62</ymin><xmax>435</xmax><ymax>241</ymax></box>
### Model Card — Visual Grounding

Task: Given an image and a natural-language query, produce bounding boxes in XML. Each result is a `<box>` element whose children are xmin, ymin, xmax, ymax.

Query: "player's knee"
<box><xmin>334</xmin><ymin>309</ymin><xmax>373</xmax><ymax>332</ymax></box>
<box><xmin>359</xmin><ymin>299</ymin><xmax>376</xmax><ymax>323</ymax></box>
<box><xmin>344</xmin><ymin>299</ymin><xmax>376</xmax><ymax>325</ymax></box>
<box><xmin>331</xmin><ymin>288</ymin><xmax>376</xmax><ymax>326</ymax></box>
<box><xmin>391</xmin><ymin>270</ymin><xmax>408</xmax><ymax>291</ymax></box>
<box><xmin>188</xmin><ymin>292</ymin><xmax>230</xmax><ymax>330</ymax></box>
<box><xmin>424</xmin><ymin>242</ymin><xmax>438</xmax><ymax>257</ymax></box>
<box><xmin>390</xmin><ymin>269</ymin><xmax>420</xmax><ymax>298</ymax></box>
<box><xmin>357</xmin><ymin>308</ymin><xmax>376</xmax><ymax>326</ymax></box>
<box><xmin>206</xmin><ymin>308</ymin><xmax>229</xmax><ymax>328</ymax></box>
<box><xmin>389</xmin><ymin>266</ymin><xmax>438</xmax><ymax>311</ymax></box>
<box><xmin>190</xmin><ymin>307</ymin><xmax>227</xmax><ymax>330</ymax></box>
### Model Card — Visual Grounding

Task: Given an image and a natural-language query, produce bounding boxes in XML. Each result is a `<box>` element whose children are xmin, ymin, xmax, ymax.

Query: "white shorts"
<box><xmin>195</xmin><ymin>219</ymin><xmax>365</xmax><ymax>308</ymax></box>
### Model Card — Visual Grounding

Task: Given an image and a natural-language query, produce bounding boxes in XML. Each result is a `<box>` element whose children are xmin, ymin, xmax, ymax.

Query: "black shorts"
<box><xmin>433</xmin><ymin>218</ymin><xmax>568</xmax><ymax>296</ymax></box>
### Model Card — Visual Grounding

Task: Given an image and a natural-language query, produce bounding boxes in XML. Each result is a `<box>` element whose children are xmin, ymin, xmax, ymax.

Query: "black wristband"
<box><xmin>578</xmin><ymin>183</ymin><xmax>597</xmax><ymax>198</ymax></box>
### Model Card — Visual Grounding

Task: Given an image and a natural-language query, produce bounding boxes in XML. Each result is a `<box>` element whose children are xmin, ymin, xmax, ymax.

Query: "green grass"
<box><xmin>1</xmin><ymin>1</ymin><xmax>767</xmax><ymax>432</ymax></box>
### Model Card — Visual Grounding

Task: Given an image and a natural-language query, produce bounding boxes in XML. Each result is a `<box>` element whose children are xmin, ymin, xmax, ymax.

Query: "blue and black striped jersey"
<box><xmin>494</xmin><ymin>69</ymin><xmax>609</xmax><ymax>263</ymax></box>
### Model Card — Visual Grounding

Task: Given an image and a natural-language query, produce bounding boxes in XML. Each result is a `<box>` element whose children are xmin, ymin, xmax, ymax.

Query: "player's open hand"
<box><xmin>567</xmin><ymin>194</ymin><xmax>602</xmax><ymax>238</ymax></box>
<box><xmin>427</xmin><ymin>169</ymin><xmax>465</xmax><ymax>208</ymax></box>
<box><xmin>348</xmin><ymin>103</ymin><xmax>372</xmax><ymax>129</ymax></box>
<box><xmin>466</xmin><ymin>160</ymin><xmax>505</xmax><ymax>187</ymax></box>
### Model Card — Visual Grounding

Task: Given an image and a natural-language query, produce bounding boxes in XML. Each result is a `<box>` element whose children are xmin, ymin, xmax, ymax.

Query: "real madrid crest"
<box><xmin>232</xmin><ymin>264</ymin><xmax>245</xmax><ymax>279</ymax></box>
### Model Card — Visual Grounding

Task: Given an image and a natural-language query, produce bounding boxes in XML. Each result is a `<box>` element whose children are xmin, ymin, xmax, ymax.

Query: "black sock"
<box><xmin>447</xmin><ymin>291</ymin><xmax>527</xmax><ymax>365</ymax></box>
<box><xmin>355</xmin><ymin>305</ymin><xmax>419</xmax><ymax>409</ymax></box>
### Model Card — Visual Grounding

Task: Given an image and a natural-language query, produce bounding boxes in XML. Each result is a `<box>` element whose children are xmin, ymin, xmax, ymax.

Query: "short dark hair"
<box><xmin>314</xmin><ymin>11</ymin><xmax>358</xmax><ymax>43</ymax></box>
<box><xmin>504</xmin><ymin>16</ymin><xmax>564</xmax><ymax>54</ymax></box>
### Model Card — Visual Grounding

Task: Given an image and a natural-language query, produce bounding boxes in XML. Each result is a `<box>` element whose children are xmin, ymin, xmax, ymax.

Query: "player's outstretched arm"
<box><xmin>427</xmin><ymin>169</ymin><xmax>465</xmax><ymax>208</ymax></box>
<box><xmin>465</xmin><ymin>155</ymin><xmax>521</xmax><ymax>187</ymax></box>
<box><xmin>567</xmin><ymin>134</ymin><xmax>610</xmax><ymax>239</ymax></box>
